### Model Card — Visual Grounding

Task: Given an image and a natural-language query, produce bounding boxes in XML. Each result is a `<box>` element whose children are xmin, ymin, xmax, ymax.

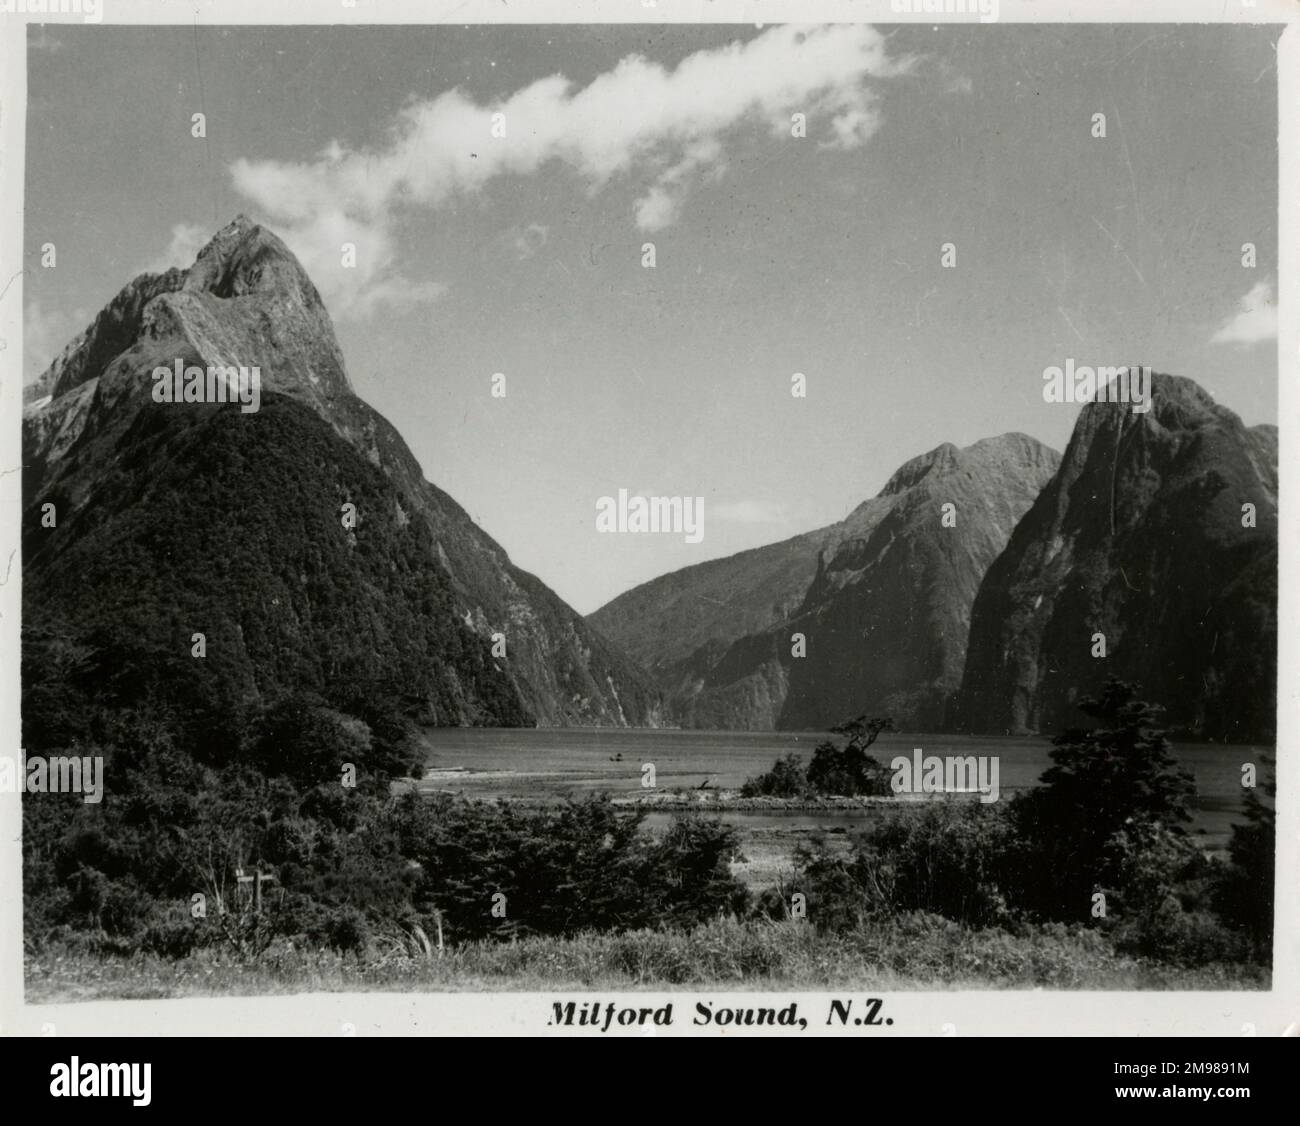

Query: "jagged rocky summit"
<box><xmin>24</xmin><ymin>216</ymin><xmax>661</xmax><ymax>727</ymax></box>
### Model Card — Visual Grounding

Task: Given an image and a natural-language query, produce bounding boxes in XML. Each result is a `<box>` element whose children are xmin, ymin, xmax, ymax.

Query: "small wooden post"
<box><xmin>235</xmin><ymin>866</ymin><xmax>276</xmax><ymax>913</ymax></box>
<box><xmin>255</xmin><ymin>867</ymin><xmax>276</xmax><ymax>913</ymax></box>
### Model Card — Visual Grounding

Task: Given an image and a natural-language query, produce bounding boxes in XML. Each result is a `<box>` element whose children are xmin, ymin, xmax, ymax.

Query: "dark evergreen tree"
<box><xmin>1213</xmin><ymin>753</ymin><xmax>1275</xmax><ymax>956</ymax></box>
<box><xmin>1011</xmin><ymin>678</ymin><xmax>1194</xmax><ymax>920</ymax></box>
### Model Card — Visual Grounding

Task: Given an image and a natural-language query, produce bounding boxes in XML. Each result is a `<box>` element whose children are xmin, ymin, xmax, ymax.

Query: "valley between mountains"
<box><xmin>24</xmin><ymin>217</ymin><xmax>1276</xmax><ymax>745</ymax></box>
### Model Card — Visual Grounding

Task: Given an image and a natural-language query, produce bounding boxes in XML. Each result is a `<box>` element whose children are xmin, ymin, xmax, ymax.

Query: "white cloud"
<box><xmin>229</xmin><ymin>24</ymin><xmax>907</xmax><ymax>318</ymax></box>
<box><xmin>1210</xmin><ymin>280</ymin><xmax>1278</xmax><ymax>346</ymax></box>
<box><xmin>141</xmin><ymin>222</ymin><xmax>208</xmax><ymax>275</ymax></box>
<box><xmin>634</xmin><ymin>136</ymin><xmax>727</xmax><ymax>231</ymax></box>
<box><xmin>822</xmin><ymin>106</ymin><xmax>877</xmax><ymax>150</ymax></box>
<box><xmin>271</xmin><ymin>200</ymin><xmax>445</xmax><ymax>320</ymax></box>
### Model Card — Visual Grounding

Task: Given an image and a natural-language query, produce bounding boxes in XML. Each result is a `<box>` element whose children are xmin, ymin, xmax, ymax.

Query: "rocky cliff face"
<box><xmin>950</xmin><ymin>373</ymin><xmax>1276</xmax><ymax>742</ymax></box>
<box><xmin>24</xmin><ymin>216</ymin><xmax>661</xmax><ymax>727</ymax></box>
<box><xmin>779</xmin><ymin>433</ymin><xmax>1060</xmax><ymax>730</ymax></box>
<box><xmin>591</xmin><ymin>433</ymin><xmax>1061</xmax><ymax>730</ymax></box>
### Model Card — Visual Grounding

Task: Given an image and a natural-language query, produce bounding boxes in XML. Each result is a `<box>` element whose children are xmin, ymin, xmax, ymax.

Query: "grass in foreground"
<box><xmin>25</xmin><ymin>914</ymin><xmax>1269</xmax><ymax>1001</ymax></box>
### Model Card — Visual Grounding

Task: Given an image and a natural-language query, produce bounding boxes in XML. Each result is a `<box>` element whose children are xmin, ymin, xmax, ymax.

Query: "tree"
<box><xmin>830</xmin><ymin>714</ymin><xmax>895</xmax><ymax>751</ymax></box>
<box><xmin>741</xmin><ymin>715</ymin><xmax>896</xmax><ymax>799</ymax></box>
<box><xmin>246</xmin><ymin>693</ymin><xmax>373</xmax><ymax>788</ymax></box>
<box><xmin>648</xmin><ymin>816</ymin><xmax>750</xmax><ymax>927</ymax></box>
<box><xmin>1011</xmin><ymin>678</ymin><xmax>1194</xmax><ymax>920</ymax></box>
<box><xmin>805</xmin><ymin>740</ymin><xmax>890</xmax><ymax>797</ymax></box>
<box><xmin>1213</xmin><ymin>752</ymin><xmax>1275</xmax><ymax>956</ymax></box>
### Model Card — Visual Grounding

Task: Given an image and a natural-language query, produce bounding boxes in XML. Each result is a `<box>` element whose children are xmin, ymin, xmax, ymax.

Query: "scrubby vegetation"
<box><xmin>27</xmin><ymin>913</ymin><xmax>1266</xmax><ymax>1001</ymax></box>
<box><xmin>741</xmin><ymin>715</ymin><xmax>895</xmax><ymax>798</ymax></box>
<box><xmin>21</xmin><ymin>674</ymin><xmax>1273</xmax><ymax>995</ymax></box>
<box><xmin>21</xmin><ymin>703</ymin><xmax>749</xmax><ymax>961</ymax></box>
<box><xmin>749</xmin><ymin>683</ymin><xmax>1273</xmax><ymax>970</ymax></box>
<box><xmin>23</xmin><ymin>482</ymin><xmax>752</xmax><ymax>964</ymax></box>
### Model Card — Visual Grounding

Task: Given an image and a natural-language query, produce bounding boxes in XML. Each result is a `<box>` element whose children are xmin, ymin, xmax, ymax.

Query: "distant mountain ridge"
<box><xmin>590</xmin><ymin>433</ymin><xmax>1062</xmax><ymax>729</ymax></box>
<box><xmin>24</xmin><ymin>215</ymin><xmax>661</xmax><ymax>728</ymax></box>
<box><xmin>593</xmin><ymin>371</ymin><xmax>1276</xmax><ymax>743</ymax></box>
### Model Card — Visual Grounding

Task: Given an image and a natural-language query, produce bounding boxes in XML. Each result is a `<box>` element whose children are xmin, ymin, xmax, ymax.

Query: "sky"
<box><xmin>24</xmin><ymin>23</ymin><xmax>1281</xmax><ymax>613</ymax></box>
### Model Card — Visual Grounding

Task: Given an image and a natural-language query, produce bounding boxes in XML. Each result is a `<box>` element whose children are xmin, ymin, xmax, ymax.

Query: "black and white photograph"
<box><xmin>1</xmin><ymin>0</ymin><xmax>1295</xmax><ymax>1053</ymax></box>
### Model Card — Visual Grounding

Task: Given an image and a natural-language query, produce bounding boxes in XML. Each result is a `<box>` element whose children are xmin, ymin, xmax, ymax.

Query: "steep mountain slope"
<box><xmin>24</xmin><ymin>395</ymin><xmax>533</xmax><ymax>736</ymax></box>
<box><xmin>778</xmin><ymin>434</ymin><xmax>1060</xmax><ymax>730</ymax></box>
<box><xmin>591</xmin><ymin>434</ymin><xmax>1061</xmax><ymax>730</ymax></box>
<box><xmin>23</xmin><ymin>215</ymin><xmax>660</xmax><ymax>727</ymax></box>
<box><xmin>587</xmin><ymin>525</ymin><xmax>845</xmax><ymax>679</ymax></box>
<box><xmin>950</xmin><ymin>373</ymin><xmax>1276</xmax><ymax>742</ymax></box>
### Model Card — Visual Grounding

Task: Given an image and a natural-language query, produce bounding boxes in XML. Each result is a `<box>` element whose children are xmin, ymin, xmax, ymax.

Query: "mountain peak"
<box><xmin>27</xmin><ymin>217</ymin><xmax>352</xmax><ymax>419</ymax></box>
<box><xmin>1073</xmin><ymin>371</ymin><xmax>1223</xmax><ymax>434</ymax></box>
<box><xmin>182</xmin><ymin>215</ymin><xmax>317</xmax><ymax>303</ymax></box>
<box><xmin>954</xmin><ymin>369</ymin><xmax>1276</xmax><ymax>742</ymax></box>
<box><xmin>879</xmin><ymin>442</ymin><xmax>960</xmax><ymax>496</ymax></box>
<box><xmin>184</xmin><ymin>214</ymin><xmax>261</xmax><ymax>280</ymax></box>
<box><xmin>592</xmin><ymin>428</ymin><xmax>1062</xmax><ymax>730</ymax></box>
<box><xmin>25</xmin><ymin>219</ymin><xmax>660</xmax><ymax>729</ymax></box>
<box><xmin>1060</xmin><ymin>371</ymin><xmax>1252</xmax><ymax>488</ymax></box>
<box><xmin>879</xmin><ymin>433</ymin><xmax>1058</xmax><ymax>498</ymax></box>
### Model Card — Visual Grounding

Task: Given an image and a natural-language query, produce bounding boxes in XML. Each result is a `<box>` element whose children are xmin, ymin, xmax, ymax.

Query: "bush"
<box><xmin>140</xmin><ymin>904</ymin><xmax>207</xmax><ymax>959</ymax></box>
<box><xmin>322</xmin><ymin>907</ymin><xmax>372</xmax><ymax>954</ymax></box>
<box><xmin>741</xmin><ymin>715</ymin><xmax>894</xmax><ymax>798</ymax></box>
<box><xmin>793</xmin><ymin>803</ymin><xmax>1019</xmax><ymax>932</ymax></box>
<box><xmin>647</xmin><ymin>816</ymin><xmax>750</xmax><ymax>927</ymax></box>
<box><xmin>740</xmin><ymin>754</ymin><xmax>809</xmax><ymax>798</ymax></box>
<box><xmin>806</xmin><ymin>740</ymin><xmax>889</xmax><ymax>797</ymax></box>
<box><xmin>396</xmin><ymin>794</ymin><xmax>750</xmax><ymax>942</ymax></box>
<box><xmin>1110</xmin><ymin>902</ymin><xmax>1250</xmax><ymax>966</ymax></box>
<box><xmin>246</xmin><ymin>693</ymin><xmax>374</xmax><ymax>788</ymax></box>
